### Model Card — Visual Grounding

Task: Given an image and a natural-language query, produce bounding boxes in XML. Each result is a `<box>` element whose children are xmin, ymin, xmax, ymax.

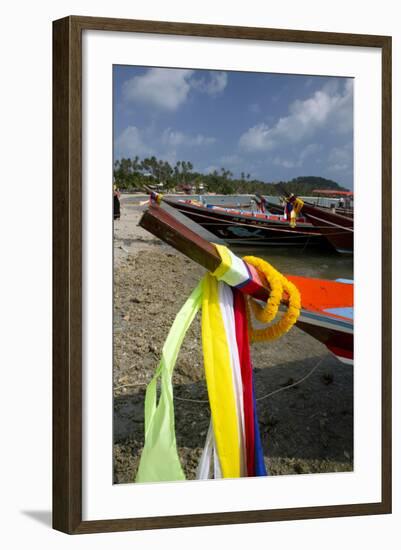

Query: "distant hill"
<box><xmin>271</xmin><ymin>176</ymin><xmax>347</xmax><ymax>196</ymax></box>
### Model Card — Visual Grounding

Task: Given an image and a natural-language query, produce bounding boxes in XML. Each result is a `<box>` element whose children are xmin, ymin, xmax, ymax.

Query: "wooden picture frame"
<box><xmin>53</xmin><ymin>15</ymin><xmax>392</xmax><ymax>534</ymax></box>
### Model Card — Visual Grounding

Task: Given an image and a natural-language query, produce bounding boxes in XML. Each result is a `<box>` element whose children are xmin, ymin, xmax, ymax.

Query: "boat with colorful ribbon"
<box><xmin>309</xmin><ymin>189</ymin><xmax>354</xmax><ymax>218</ymax></box>
<box><xmin>287</xmin><ymin>194</ymin><xmax>354</xmax><ymax>254</ymax></box>
<box><xmin>135</xmin><ymin>202</ymin><xmax>353</xmax><ymax>482</ymax></box>
<box><xmin>161</xmin><ymin>195</ymin><xmax>329</xmax><ymax>249</ymax></box>
<box><xmin>139</xmin><ymin>203</ymin><xmax>353</xmax><ymax>365</ymax></box>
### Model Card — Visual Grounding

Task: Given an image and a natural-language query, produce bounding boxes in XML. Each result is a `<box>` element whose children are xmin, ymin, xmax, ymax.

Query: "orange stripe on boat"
<box><xmin>285</xmin><ymin>275</ymin><xmax>353</xmax><ymax>318</ymax></box>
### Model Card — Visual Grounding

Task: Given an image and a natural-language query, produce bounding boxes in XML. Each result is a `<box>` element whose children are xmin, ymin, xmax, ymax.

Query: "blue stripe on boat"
<box><xmin>299</xmin><ymin>309</ymin><xmax>353</xmax><ymax>330</ymax></box>
<box><xmin>324</xmin><ymin>307</ymin><xmax>354</xmax><ymax>320</ymax></box>
<box><xmin>335</xmin><ymin>278</ymin><xmax>353</xmax><ymax>284</ymax></box>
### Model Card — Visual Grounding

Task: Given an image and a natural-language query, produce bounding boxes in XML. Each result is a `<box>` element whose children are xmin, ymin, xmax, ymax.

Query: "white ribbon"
<box><xmin>196</xmin><ymin>280</ymin><xmax>246</xmax><ymax>479</ymax></box>
<box><xmin>218</xmin><ymin>281</ymin><xmax>246</xmax><ymax>477</ymax></box>
<box><xmin>218</xmin><ymin>249</ymin><xmax>250</xmax><ymax>288</ymax></box>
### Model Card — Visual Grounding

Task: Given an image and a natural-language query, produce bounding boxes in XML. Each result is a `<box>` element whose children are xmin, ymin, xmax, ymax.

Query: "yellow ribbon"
<box><xmin>293</xmin><ymin>197</ymin><xmax>304</xmax><ymax>215</ymax></box>
<box><xmin>211</xmin><ymin>243</ymin><xmax>232</xmax><ymax>280</ymax></box>
<box><xmin>201</xmin><ymin>273</ymin><xmax>241</xmax><ymax>478</ymax></box>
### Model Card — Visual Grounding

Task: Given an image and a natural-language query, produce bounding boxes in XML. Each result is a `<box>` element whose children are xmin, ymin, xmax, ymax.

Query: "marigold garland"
<box><xmin>242</xmin><ymin>256</ymin><xmax>283</xmax><ymax>324</ymax></box>
<box><xmin>243</xmin><ymin>256</ymin><xmax>301</xmax><ymax>342</ymax></box>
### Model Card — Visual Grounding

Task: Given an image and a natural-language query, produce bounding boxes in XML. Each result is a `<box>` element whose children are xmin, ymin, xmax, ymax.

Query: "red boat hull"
<box><xmin>164</xmin><ymin>198</ymin><xmax>329</xmax><ymax>249</ymax></box>
<box><xmin>292</xmin><ymin>200</ymin><xmax>354</xmax><ymax>254</ymax></box>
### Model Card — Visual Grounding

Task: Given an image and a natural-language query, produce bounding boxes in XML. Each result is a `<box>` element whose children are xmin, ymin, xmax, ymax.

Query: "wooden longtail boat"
<box><xmin>311</xmin><ymin>189</ymin><xmax>354</xmax><ymax>218</ymax></box>
<box><xmin>288</xmin><ymin>195</ymin><xmax>354</xmax><ymax>254</ymax></box>
<box><xmin>263</xmin><ymin>201</ymin><xmax>285</xmax><ymax>215</ymax></box>
<box><xmin>207</xmin><ymin>200</ymin><xmax>252</xmax><ymax>209</ymax></box>
<box><xmin>162</xmin><ymin>196</ymin><xmax>329</xmax><ymax>249</ymax></box>
<box><xmin>263</xmin><ymin>197</ymin><xmax>353</xmax><ymax>219</ymax></box>
<box><xmin>308</xmin><ymin>203</ymin><xmax>354</xmax><ymax>219</ymax></box>
<box><xmin>139</xmin><ymin>203</ymin><xmax>353</xmax><ymax>365</ymax></box>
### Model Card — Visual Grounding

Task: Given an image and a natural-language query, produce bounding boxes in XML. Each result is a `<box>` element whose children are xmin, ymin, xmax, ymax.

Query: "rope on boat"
<box><xmin>255</xmin><ymin>357</ymin><xmax>324</xmax><ymax>402</ymax></box>
<box><xmin>114</xmin><ymin>356</ymin><xmax>324</xmax><ymax>404</ymax></box>
<box><xmin>175</xmin><ymin>356</ymin><xmax>324</xmax><ymax>404</ymax></box>
<box><xmin>172</xmin><ymin>207</ymin><xmax>351</xmax><ymax>238</ymax></box>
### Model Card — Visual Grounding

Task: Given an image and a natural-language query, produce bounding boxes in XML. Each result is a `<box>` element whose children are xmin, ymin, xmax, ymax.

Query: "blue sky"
<box><xmin>113</xmin><ymin>66</ymin><xmax>353</xmax><ymax>188</ymax></box>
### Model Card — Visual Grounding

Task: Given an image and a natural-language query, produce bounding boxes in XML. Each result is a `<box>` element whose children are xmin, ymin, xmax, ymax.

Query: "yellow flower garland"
<box><xmin>243</xmin><ymin>256</ymin><xmax>301</xmax><ymax>342</ymax></box>
<box><xmin>242</xmin><ymin>256</ymin><xmax>283</xmax><ymax>324</ymax></box>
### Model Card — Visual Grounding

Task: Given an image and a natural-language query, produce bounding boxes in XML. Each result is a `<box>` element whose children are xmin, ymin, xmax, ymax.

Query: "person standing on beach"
<box><xmin>114</xmin><ymin>184</ymin><xmax>121</xmax><ymax>220</ymax></box>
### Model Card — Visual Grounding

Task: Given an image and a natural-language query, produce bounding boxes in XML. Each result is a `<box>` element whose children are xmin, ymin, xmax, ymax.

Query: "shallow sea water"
<box><xmin>158</xmin><ymin>197</ymin><xmax>354</xmax><ymax>282</ymax></box>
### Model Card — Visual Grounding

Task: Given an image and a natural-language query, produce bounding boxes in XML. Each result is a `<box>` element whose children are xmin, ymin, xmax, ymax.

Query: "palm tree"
<box><xmin>132</xmin><ymin>155</ymin><xmax>140</xmax><ymax>172</ymax></box>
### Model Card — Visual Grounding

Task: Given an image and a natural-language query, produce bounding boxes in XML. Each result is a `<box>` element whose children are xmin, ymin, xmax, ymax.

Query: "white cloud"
<box><xmin>114</xmin><ymin>126</ymin><xmax>153</xmax><ymax>158</ymax></box>
<box><xmin>122</xmin><ymin>68</ymin><xmax>194</xmax><ymax>111</ymax></box>
<box><xmin>202</xmin><ymin>165</ymin><xmax>219</xmax><ymax>174</ymax></box>
<box><xmin>193</xmin><ymin>135</ymin><xmax>216</xmax><ymax>146</ymax></box>
<box><xmin>304</xmin><ymin>78</ymin><xmax>315</xmax><ymax>89</ymax></box>
<box><xmin>162</xmin><ymin>128</ymin><xmax>216</xmax><ymax>147</ymax></box>
<box><xmin>332</xmin><ymin>79</ymin><xmax>353</xmax><ymax>134</ymax></box>
<box><xmin>114</xmin><ymin>124</ymin><xmax>216</xmax><ymax>163</ymax></box>
<box><xmin>192</xmin><ymin>71</ymin><xmax>228</xmax><ymax>96</ymax></box>
<box><xmin>273</xmin><ymin>143</ymin><xmax>323</xmax><ymax>169</ymax></box>
<box><xmin>220</xmin><ymin>154</ymin><xmax>241</xmax><ymax>166</ymax></box>
<box><xmin>328</xmin><ymin>143</ymin><xmax>353</xmax><ymax>172</ymax></box>
<box><xmin>299</xmin><ymin>143</ymin><xmax>322</xmax><ymax>162</ymax></box>
<box><xmin>239</xmin><ymin>80</ymin><xmax>353</xmax><ymax>152</ymax></box>
<box><xmin>272</xmin><ymin>157</ymin><xmax>297</xmax><ymax>169</ymax></box>
<box><xmin>239</xmin><ymin>123</ymin><xmax>272</xmax><ymax>151</ymax></box>
<box><xmin>208</xmin><ymin>72</ymin><xmax>228</xmax><ymax>95</ymax></box>
<box><xmin>122</xmin><ymin>69</ymin><xmax>228</xmax><ymax>111</ymax></box>
<box><xmin>161</xmin><ymin>129</ymin><xmax>185</xmax><ymax>147</ymax></box>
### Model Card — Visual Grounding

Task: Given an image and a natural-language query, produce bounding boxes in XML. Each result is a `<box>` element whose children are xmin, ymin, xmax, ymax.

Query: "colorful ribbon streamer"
<box><xmin>233</xmin><ymin>289</ymin><xmax>267</xmax><ymax>476</ymax></box>
<box><xmin>201</xmin><ymin>273</ymin><xmax>242</xmax><ymax>478</ymax></box>
<box><xmin>233</xmin><ymin>289</ymin><xmax>256</xmax><ymax>477</ymax></box>
<box><xmin>136</xmin><ymin>245</ymin><xmax>278</xmax><ymax>482</ymax></box>
<box><xmin>135</xmin><ymin>282</ymin><xmax>202</xmax><ymax>483</ymax></box>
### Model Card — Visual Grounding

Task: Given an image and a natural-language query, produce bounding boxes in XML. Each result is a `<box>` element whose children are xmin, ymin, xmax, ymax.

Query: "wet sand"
<box><xmin>113</xmin><ymin>196</ymin><xmax>353</xmax><ymax>483</ymax></box>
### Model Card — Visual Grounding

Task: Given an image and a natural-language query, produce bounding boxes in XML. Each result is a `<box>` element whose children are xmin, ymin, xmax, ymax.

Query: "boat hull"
<box><xmin>164</xmin><ymin>199</ymin><xmax>329</xmax><ymax>248</ymax></box>
<box><xmin>265</xmin><ymin>199</ymin><xmax>353</xmax><ymax>219</ymax></box>
<box><xmin>287</xmin><ymin>197</ymin><xmax>354</xmax><ymax>254</ymax></box>
<box><xmin>140</xmin><ymin>204</ymin><xmax>354</xmax><ymax>364</ymax></box>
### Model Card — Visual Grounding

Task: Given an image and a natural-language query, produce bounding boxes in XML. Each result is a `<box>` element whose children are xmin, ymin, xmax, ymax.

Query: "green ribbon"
<box><xmin>135</xmin><ymin>280</ymin><xmax>203</xmax><ymax>483</ymax></box>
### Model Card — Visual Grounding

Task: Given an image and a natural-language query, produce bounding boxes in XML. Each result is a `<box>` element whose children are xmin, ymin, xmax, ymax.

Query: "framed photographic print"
<box><xmin>53</xmin><ymin>16</ymin><xmax>392</xmax><ymax>534</ymax></box>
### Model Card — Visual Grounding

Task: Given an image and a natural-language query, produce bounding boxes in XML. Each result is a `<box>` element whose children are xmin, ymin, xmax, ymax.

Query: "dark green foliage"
<box><xmin>113</xmin><ymin>157</ymin><xmax>347</xmax><ymax>195</ymax></box>
<box><xmin>279</xmin><ymin>176</ymin><xmax>345</xmax><ymax>196</ymax></box>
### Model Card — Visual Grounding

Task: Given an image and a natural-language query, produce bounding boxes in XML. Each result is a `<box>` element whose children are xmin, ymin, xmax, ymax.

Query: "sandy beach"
<box><xmin>113</xmin><ymin>196</ymin><xmax>353</xmax><ymax>483</ymax></box>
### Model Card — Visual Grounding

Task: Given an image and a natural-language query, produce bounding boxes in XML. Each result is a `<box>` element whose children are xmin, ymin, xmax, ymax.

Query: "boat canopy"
<box><xmin>312</xmin><ymin>189</ymin><xmax>354</xmax><ymax>197</ymax></box>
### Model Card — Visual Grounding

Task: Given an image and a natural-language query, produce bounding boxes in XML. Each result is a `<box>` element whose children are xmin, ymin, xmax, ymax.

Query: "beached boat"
<box><xmin>139</xmin><ymin>203</ymin><xmax>353</xmax><ymax>365</ymax></box>
<box><xmin>287</xmin><ymin>195</ymin><xmax>354</xmax><ymax>254</ymax></box>
<box><xmin>258</xmin><ymin>193</ymin><xmax>353</xmax><ymax>219</ymax></box>
<box><xmin>305</xmin><ymin>202</ymin><xmax>354</xmax><ymax>219</ymax></box>
<box><xmin>162</xmin><ymin>196</ymin><xmax>329</xmax><ymax>249</ymax></box>
<box><xmin>207</xmin><ymin>200</ymin><xmax>252</xmax><ymax>209</ymax></box>
<box><xmin>310</xmin><ymin>189</ymin><xmax>354</xmax><ymax>218</ymax></box>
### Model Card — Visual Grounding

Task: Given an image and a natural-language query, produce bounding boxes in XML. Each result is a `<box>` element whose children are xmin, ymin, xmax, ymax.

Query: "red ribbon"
<box><xmin>233</xmin><ymin>289</ymin><xmax>255</xmax><ymax>477</ymax></box>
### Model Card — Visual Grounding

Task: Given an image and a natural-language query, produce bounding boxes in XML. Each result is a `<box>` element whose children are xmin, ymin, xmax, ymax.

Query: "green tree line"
<box><xmin>114</xmin><ymin>156</ymin><xmax>346</xmax><ymax>196</ymax></box>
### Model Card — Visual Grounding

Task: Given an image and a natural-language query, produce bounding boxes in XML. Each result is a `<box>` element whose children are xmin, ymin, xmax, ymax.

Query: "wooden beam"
<box><xmin>138</xmin><ymin>203</ymin><xmax>271</xmax><ymax>301</ymax></box>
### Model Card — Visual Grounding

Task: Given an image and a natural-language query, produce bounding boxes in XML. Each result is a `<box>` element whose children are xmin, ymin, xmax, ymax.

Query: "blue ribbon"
<box><xmin>252</xmin><ymin>383</ymin><xmax>268</xmax><ymax>476</ymax></box>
